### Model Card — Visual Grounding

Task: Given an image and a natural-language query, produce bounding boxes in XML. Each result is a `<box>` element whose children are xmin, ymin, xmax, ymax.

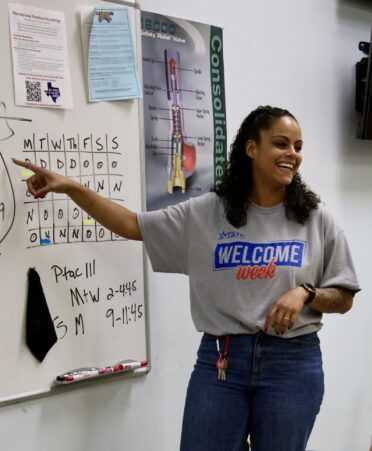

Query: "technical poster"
<box><xmin>141</xmin><ymin>12</ymin><xmax>227</xmax><ymax>210</ymax></box>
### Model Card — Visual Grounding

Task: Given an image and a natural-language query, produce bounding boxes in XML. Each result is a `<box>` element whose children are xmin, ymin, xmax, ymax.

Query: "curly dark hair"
<box><xmin>213</xmin><ymin>106</ymin><xmax>320</xmax><ymax>228</ymax></box>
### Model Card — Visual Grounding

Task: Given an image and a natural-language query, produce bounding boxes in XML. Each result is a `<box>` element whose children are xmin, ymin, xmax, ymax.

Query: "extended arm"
<box><xmin>12</xmin><ymin>159</ymin><xmax>142</xmax><ymax>241</ymax></box>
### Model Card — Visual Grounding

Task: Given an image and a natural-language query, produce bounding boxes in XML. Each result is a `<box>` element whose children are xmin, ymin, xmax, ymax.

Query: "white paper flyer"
<box><xmin>8</xmin><ymin>3</ymin><xmax>73</xmax><ymax>109</ymax></box>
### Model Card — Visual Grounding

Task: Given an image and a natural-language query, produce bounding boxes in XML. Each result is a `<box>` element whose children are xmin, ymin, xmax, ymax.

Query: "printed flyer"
<box><xmin>141</xmin><ymin>12</ymin><xmax>227</xmax><ymax>210</ymax></box>
<box><xmin>88</xmin><ymin>7</ymin><xmax>141</xmax><ymax>102</ymax></box>
<box><xmin>8</xmin><ymin>3</ymin><xmax>73</xmax><ymax>109</ymax></box>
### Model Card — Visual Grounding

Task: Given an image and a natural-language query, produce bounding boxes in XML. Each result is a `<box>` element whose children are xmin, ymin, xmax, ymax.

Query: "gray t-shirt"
<box><xmin>138</xmin><ymin>192</ymin><xmax>360</xmax><ymax>337</ymax></box>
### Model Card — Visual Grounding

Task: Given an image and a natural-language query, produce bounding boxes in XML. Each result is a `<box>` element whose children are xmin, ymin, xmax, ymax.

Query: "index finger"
<box><xmin>12</xmin><ymin>158</ymin><xmax>45</xmax><ymax>174</ymax></box>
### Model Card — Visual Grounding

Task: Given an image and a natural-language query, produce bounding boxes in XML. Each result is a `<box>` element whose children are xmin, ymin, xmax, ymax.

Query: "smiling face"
<box><xmin>245</xmin><ymin>115</ymin><xmax>303</xmax><ymax>202</ymax></box>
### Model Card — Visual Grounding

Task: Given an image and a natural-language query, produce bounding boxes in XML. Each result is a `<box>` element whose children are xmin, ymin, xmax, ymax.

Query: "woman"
<box><xmin>13</xmin><ymin>106</ymin><xmax>360</xmax><ymax>451</ymax></box>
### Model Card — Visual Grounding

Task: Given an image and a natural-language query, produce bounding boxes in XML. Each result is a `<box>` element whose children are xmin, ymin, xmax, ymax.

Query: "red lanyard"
<box><xmin>216</xmin><ymin>335</ymin><xmax>230</xmax><ymax>358</ymax></box>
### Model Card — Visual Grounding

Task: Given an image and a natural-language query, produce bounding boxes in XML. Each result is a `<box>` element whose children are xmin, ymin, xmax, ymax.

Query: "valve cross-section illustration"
<box><xmin>164</xmin><ymin>49</ymin><xmax>196</xmax><ymax>193</ymax></box>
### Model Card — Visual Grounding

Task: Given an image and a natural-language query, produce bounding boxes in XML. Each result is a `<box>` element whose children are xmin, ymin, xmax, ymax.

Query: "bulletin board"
<box><xmin>0</xmin><ymin>0</ymin><xmax>148</xmax><ymax>404</ymax></box>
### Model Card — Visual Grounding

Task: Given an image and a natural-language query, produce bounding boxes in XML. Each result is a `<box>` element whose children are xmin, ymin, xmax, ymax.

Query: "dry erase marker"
<box><xmin>116</xmin><ymin>359</ymin><xmax>148</xmax><ymax>371</ymax></box>
<box><xmin>56</xmin><ymin>366</ymin><xmax>117</xmax><ymax>383</ymax></box>
<box><xmin>70</xmin><ymin>365</ymin><xmax>121</xmax><ymax>379</ymax></box>
<box><xmin>56</xmin><ymin>373</ymin><xmax>93</xmax><ymax>383</ymax></box>
<box><xmin>64</xmin><ymin>372</ymin><xmax>95</xmax><ymax>383</ymax></box>
<box><xmin>55</xmin><ymin>361</ymin><xmax>148</xmax><ymax>383</ymax></box>
<box><xmin>56</xmin><ymin>371</ymin><xmax>98</xmax><ymax>383</ymax></box>
<box><xmin>55</xmin><ymin>367</ymin><xmax>98</xmax><ymax>381</ymax></box>
<box><xmin>97</xmin><ymin>366</ymin><xmax>119</xmax><ymax>376</ymax></box>
<box><xmin>64</xmin><ymin>361</ymin><xmax>147</xmax><ymax>380</ymax></box>
<box><xmin>116</xmin><ymin>359</ymin><xmax>148</xmax><ymax>365</ymax></box>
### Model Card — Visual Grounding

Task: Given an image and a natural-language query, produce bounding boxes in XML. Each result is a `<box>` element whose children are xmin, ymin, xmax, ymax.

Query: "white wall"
<box><xmin>1</xmin><ymin>1</ymin><xmax>371</xmax><ymax>450</ymax></box>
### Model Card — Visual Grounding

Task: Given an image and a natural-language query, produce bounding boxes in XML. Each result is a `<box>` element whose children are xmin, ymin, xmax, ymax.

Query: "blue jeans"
<box><xmin>180</xmin><ymin>332</ymin><xmax>324</xmax><ymax>451</ymax></box>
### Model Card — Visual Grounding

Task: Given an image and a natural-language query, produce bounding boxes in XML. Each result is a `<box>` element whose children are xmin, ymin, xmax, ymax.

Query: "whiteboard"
<box><xmin>0</xmin><ymin>0</ymin><xmax>148</xmax><ymax>403</ymax></box>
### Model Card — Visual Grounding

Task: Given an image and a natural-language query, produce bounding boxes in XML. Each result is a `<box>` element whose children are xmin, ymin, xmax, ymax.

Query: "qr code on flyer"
<box><xmin>25</xmin><ymin>80</ymin><xmax>42</xmax><ymax>102</ymax></box>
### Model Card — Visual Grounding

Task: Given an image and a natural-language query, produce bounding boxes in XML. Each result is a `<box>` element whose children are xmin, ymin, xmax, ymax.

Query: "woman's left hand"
<box><xmin>263</xmin><ymin>286</ymin><xmax>307</xmax><ymax>335</ymax></box>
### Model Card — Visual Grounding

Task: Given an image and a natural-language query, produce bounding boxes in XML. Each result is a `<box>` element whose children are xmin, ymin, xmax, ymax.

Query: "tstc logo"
<box><xmin>218</xmin><ymin>230</ymin><xmax>246</xmax><ymax>240</ymax></box>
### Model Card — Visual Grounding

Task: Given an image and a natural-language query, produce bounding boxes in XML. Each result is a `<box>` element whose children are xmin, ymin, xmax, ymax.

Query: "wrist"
<box><xmin>300</xmin><ymin>283</ymin><xmax>316</xmax><ymax>305</ymax></box>
<box><xmin>65</xmin><ymin>178</ymin><xmax>82</xmax><ymax>195</ymax></box>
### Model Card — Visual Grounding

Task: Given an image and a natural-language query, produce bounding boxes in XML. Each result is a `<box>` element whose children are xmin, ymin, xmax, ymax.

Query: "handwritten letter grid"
<box><xmin>22</xmin><ymin>133</ymin><xmax>125</xmax><ymax>247</ymax></box>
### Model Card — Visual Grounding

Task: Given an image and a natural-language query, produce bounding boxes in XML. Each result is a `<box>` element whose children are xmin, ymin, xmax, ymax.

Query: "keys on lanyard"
<box><xmin>215</xmin><ymin>335</ymin><xmax>230</xmax><ymax>381</ymax></box>
<box><xmin>216</xmin><ymin>357</ymin><xmax>228</xmax><ymax>381</ymax></box>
